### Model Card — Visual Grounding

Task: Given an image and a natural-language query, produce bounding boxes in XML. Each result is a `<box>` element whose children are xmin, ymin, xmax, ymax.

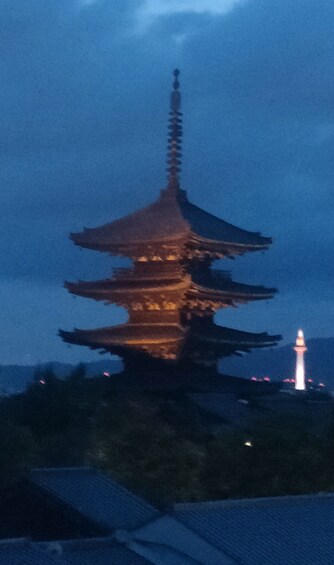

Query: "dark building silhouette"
<box><xmin>60</xmin><ymin>70</ymin><xmax>280</xmax><ymax>373</ymax></box>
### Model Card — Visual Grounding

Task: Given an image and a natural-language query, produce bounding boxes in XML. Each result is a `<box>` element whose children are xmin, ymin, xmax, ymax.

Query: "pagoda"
<box><xmin>60</xmin><ymin>70</ymin><xmax>280</xmax><ymax>373</ymax></box>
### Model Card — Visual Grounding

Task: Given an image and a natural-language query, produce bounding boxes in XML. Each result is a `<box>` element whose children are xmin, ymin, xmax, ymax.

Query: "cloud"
<box><xmin>141</xmin><ymin>0</ymin><xmax>246</xmax><ymax>15</ymax></box>
<box><xmin>133</xmin><ymin>0</ymin><xmax>250</xmax><ymax>41</ymax></box>
<box><xmin>136</xmin><ymin>0</ymin><xmax>248</xmax><ymax>31</ymax></box>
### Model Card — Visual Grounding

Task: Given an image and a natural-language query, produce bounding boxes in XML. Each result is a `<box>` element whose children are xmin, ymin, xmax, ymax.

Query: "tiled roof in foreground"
<box><xmin>174</xmin><ymin>493</ymin><xmax>334</xmax><ymax>565</ymax></box>
<box><xmin>0</xmin><ymin>538</ymin><xmax>152</xmax><ymax>565</ymax></box>
<box><xmin>0</xmin><ymin>538</ymin><xmax>62</xmax><ymax>565</ymax></box>
<box><xmin>5</xmin><ymin>470</ymin><xmax>334</xmax><ymax>564</ymax></box>
<box><xmin>50</xmin><ymin>537</ymin><xmax>152</xmax><ymax>565</ymax></box>
<box><xmin>131</xmin><ymin>515</ymin><xmax>234</xmax><ymax>564</ymax></box>
<box><xmin>30</xmin><ymin>468</ymin><xmax>159</xmax><ymax>531</ymax></box>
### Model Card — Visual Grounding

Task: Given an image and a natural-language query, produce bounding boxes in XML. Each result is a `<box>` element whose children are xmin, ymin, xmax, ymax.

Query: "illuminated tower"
<box><xmin>293</xmin><ymin>329</ymin><xmax>307</xmax><ymax>391</ymax></box>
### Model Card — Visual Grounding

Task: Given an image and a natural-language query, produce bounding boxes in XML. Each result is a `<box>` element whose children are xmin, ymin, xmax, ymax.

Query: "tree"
<box><xmin>0</xmin><ymin>422</ymin><xmax>36</xmax><ymax>489</ymax></box>
<box><xmin>88</xmin><ymin>396</ymin><xmax>206</xmax><ymax>503</ymax></box>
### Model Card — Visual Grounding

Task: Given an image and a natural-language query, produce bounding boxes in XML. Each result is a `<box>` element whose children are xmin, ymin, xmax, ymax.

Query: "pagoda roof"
<box><xmin>71</xmin><ymin>190</ymin><xmax>271</xmax><ymax>256</ymax></box>
<box><xmin>191</xmin><ymin>271</ymin><xmax>276</xmax><ymax>300</ymax></box>
<box><xmin>59</xmin><ymin>323</ymin><xmax>186</xmax><ymax>349</ymax></box>
<box><xmin>65</xmin><ymin>273</ymin><xmax>275</xmax><ymax>304</ymax></box>
<box><xmin>65</xmin><ymin>274</ymin><xmax>187</xmax><ymax>297</ymax></box>
<box><xmin>59</xmin><ymin>322</ymin><xmax>280</xmax><ymax>354</ymax></box>
<box><xmin>191</xmin><ymin>324</ymin><xmax>280</xmax><ymax>349</ymax></box>
<box><xmin>71</xmin><ymin>70</ymin><xmax>271</xmax><ymax>258</ymax></box>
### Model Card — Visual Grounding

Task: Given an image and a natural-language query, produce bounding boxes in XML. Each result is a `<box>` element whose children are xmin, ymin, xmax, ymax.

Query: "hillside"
<box><xmin>0</xmin><ymin>359</ymin><xmax>122</xmax><ymax>395</ymax></box>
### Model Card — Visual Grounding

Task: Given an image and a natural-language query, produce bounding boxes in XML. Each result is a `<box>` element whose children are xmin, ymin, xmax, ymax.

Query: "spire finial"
<box><xmin>167</xmin><ymin>69</ymin><xmax>182</xmax><ymax>192</ymax></box>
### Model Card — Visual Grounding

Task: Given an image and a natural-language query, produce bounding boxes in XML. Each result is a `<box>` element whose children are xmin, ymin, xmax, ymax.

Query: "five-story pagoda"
<box><xmin>60</xmin><ymin>70</ymin><xmax>280</xmax><ymax>373</ymax></box>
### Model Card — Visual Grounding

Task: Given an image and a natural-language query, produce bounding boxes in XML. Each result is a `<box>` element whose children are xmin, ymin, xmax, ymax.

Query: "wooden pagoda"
<box><xmin>60</xmin><ymin>70</ymin><xmax>280</xmax><ymax>373</ymax></box>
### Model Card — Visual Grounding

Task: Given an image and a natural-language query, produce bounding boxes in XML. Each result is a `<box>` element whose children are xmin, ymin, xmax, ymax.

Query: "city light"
<box><xmin>250</xmin><ymin>376</ymin><xmax>271</xmax><ymax>382</ymax></box>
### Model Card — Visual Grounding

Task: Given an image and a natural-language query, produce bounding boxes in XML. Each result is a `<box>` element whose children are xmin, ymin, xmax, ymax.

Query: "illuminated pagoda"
<box><xmin>60</xmin><ymin>70</ymin><xmax>280</xmax><ymax>374</ymax></box>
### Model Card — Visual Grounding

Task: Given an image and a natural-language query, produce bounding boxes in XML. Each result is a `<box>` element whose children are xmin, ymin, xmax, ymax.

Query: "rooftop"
<box><xmin>175</xmin><ymin>492</ymin><xmax>334</xmax><ymax>565</ymax></box>
<box><xmin>0</xmin><ymin>538</ymin><xmax>62</xmax><ymax>565</ymax></box>
<box><xmin>3</xmin><ymin>468</ymin><xmax>334</xmax><ymax>564</ymax></box>
<box><xmin>30</xmin><ymin>468</ymin><xmax>159</xmax><ymax>532</ymax></box>
<box><xmin>72</xmin><ymin>190</ymin><xmax>271</xmax><ymax>256</ymax></box>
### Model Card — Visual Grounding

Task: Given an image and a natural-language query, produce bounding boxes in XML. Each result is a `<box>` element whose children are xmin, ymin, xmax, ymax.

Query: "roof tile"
<box><xmin>175</xmin><ymin>493</ymin><xmax>334</xmax><ymax>565</ymax></box>
<box><xmin>30</xmin><ymin>468</ymin><xmax>159</xmax><ymax>531</ymax></box>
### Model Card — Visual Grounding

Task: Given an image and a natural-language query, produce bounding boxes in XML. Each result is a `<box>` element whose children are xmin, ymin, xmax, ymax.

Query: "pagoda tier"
<box><xmin>71</xmin><ymin>188</ymin><xmax>271</xmax><ymax>261</ymax></box>
<box><xmin>65</xmin><ymin>272</ymin><xmax>275</xmax><ymax>314</ymax></box>
<box><xmin>60</xmin><ymin>70</ymin><xmax>280</xmax><ymax>371</ymax></box>
<box><xmin>60</xmin><ymin>322</ymin><xmax>280</xmax><ymax>364</ymax></box>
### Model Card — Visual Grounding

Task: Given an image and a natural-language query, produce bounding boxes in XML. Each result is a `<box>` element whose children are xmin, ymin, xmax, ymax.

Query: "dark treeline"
<box><xmin>1</xmin><ymin>367</ymin><xmax>334</xmax><ymax>504</ymax></box>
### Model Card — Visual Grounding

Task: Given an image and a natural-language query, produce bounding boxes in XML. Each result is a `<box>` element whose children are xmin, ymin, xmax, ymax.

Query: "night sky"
<box><xmin>1</xmin><ymin>0</ymin><xmax>333</xmax><ymax>365</ymax></box>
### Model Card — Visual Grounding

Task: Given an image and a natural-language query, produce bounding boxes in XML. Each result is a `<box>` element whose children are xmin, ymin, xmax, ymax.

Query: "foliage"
<box><xmin>2</xmin><ymin>367</ymin><xmax>334</xmax><ymax>503</ymax></box>
<box><xmin>1</xmin><ymin>365</ymin><xmax>97</xmax><ymax>468</ymax></box>
<box><xmin>0</xmin><ymin>422</ymin><xmax>36</xmax><ymax>489</ymax></box>
<box><xmin>88</xmin><ymin>397</ymin><xmax>206</xmax><ymax>504</ymax></box>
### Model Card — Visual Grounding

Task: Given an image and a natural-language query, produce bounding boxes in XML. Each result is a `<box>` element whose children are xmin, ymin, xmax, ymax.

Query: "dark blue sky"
<box><xmin>1</xmin><ymin>0</ymin><xmax>334</xmax><ymax>364</ymax></box>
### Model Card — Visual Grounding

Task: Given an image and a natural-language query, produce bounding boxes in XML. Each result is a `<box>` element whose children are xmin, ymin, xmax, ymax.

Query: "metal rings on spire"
<box><xmin>167</xmin><ymin>69</ymin><xmax>182</xmax><ymax>192</ymax></box>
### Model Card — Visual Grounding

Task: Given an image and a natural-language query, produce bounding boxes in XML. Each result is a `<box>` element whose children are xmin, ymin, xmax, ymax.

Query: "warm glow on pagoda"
<box><xmin>59</xmin><ymin>71</ymin><xmax>281</xmax><ymax>373</ymax></box>
<box><xmin>293</xmin><ymin>329</ymin><xmax>307</xmax><ymax>391</ymax></box>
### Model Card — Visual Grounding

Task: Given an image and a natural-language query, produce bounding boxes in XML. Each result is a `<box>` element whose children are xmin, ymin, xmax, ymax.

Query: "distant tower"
<box><xmin>293</xmin><ymin>329</ymin><xmax>307</xmax><ymax>391</ymax></box>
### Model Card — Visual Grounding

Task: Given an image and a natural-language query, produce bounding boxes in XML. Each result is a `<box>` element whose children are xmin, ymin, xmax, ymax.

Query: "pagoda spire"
<box><xmin>166</xmin><ymin>69</ymin><xmax>182</xmax><ymax>193</ymax></box>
